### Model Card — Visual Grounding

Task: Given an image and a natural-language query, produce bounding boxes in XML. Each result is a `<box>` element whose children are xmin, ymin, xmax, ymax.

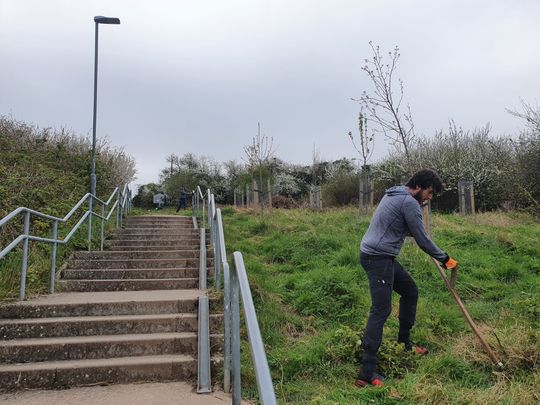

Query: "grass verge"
<box><xmin>222</xmin><ymin>207</ymin><xmax>539</xmax><ymax>404</ymax></box>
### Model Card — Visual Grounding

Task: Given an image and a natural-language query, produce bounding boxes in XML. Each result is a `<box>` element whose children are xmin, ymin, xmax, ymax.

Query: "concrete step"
<box><xmin>61</xmin><ymin>267</ymin><xmax>205</xmax><ymax>280</ymax></box>
<box><xmin>67</xmin><ymin>258</ymin><xmax>212</xmax><ymax>270</ymax></box>
<box><xmin>116</xmin><ymin>231</ymin><xmax>206</xmax><ymax>237</ymax></box>
<box><xmin>105</xmin><ymin>244</ymin><xmax>202</xmax><ymax>251</ymax></box>
<box><xmin>58</xmin><ymin>278</ymin><xmax>200</xmax><ymax>292</ymax></box>
<box><xmin>126</xmin><ymin>215</ymin><xmax>193</xmax><ymax>220</ymax></box>
<box><xmin>108</xmin><ymin>234</ymin><xmax>204</xmax><ymax>241</ymax></box>
<box><xmin>0</xmin><ymin>332</ymin><xmax>223</xmax><ymax>363</ymax></box>
<box><xmin>105</xmin><ymin>238</ymin><xmax>204</xmax><ymax>246</ymax></box>
<box><xmin>123</xmin><ymin>223</ymin><xmax>195</xmax><ymax>229</ymax></box>
<box><xmin>0</xmin><ymin>314</ymin><xmax>224</xmax><ymax>339</ymax></box>
<box><xmin>117</xmin><ymin>228</ymin><xmax>200</xmax><ymax>235</ymax></box>
<box><xmin>73</xmin><ymin>250</ymin><xmax>207</xmax><ymax>260</ymax></box>
<box><xmin>0</xmin><ymin>290</ymin><xmax>210</xmax><ymax>318</ymax></box>
<box><xmin>125</xmin><ymin>216</ymin><xmax>193</xmax><ymax>223</ymax></box>
<box><xmin>0</xmin><ymin>354</ymin><xmax>223</xmax><ymax>390</ymax></box>
<box><xmin>126</xmin><ymin>218</ymin><xmax>194</xmax><ymax>221</ymax></box>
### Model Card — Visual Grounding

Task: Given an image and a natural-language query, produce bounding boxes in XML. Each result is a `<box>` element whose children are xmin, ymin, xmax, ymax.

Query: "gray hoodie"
<box><xmin>360</xmin><ymin>186</ymin><xmax>448</xmax><ymax>262</ymax></box>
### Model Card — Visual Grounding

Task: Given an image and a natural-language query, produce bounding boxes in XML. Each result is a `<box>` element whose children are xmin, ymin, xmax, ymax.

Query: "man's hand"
<box><xmin>443</xmin><ymin>257</ymin><xmax>458</xmax><ymax>270</ymax></box>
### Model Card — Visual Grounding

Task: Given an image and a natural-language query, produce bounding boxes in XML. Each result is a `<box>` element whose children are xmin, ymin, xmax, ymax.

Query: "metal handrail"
<box><xmin>232</xmin><ymin>252</ymin><xmax>276</xmax><ymax>405</ymax></box>
<box><xmin>197</xmin><ymin>227</ymin><xmax>211</xmax><ymax>393</ymax></box>
<box><xmin>195</xmin><ymin>188</ymin><xmax>276</xmax><ymax>404</ymax></box>
<box><xmin>0</xmin><ymin>185</ymin><xmax>132</xmax><ymax>300</ymax></box>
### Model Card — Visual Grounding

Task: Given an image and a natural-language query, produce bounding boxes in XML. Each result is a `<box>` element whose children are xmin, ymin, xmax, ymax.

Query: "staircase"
<box><xmin>0</xmin><ymin>215</ymin><xmax>221</xmax><ymax>390</ymax></box>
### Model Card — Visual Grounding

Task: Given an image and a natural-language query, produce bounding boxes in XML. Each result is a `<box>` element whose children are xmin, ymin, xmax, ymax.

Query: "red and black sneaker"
<box><xmin>355</xmin><ymin>372</ymin><xmax>385</xmax><ymax>388</ymax></box>
<box><xmin>403</xmin><ymin>341</ymin><xmax>428</xmax><ymax>356</ymax></box>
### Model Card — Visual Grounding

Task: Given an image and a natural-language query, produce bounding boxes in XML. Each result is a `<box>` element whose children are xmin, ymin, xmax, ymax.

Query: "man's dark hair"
<box><xmin>405</xmin><ymin>169</ymin><xmax>443</xmax><ymax>193</ymax></box>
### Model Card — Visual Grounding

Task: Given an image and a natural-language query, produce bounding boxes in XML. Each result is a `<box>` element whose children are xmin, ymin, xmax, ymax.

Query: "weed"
<box><xmin>324</xmin><ymin>326</ymin><xmax>359</xmax><ymax>366</ymax></box>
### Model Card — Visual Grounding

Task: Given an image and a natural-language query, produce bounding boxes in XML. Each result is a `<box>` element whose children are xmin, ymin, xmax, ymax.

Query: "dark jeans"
<box><xmin>360</xmin><ymin>252</ymin><xmax>419</xmax><ymax>378</ymax></box>
<box><xmin>176</xmin><ymin>198</ymin><xmax>186</xmax><ymax>212</ymax></box>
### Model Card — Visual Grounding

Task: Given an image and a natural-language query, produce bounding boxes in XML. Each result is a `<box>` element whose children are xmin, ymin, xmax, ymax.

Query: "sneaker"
<box><xmin>355</xmin><ymin>371</ymin><xmax>385</xmax><ymax>388</ymax></box>
<box><xmin>402</xmin><ymin>341</ymin><xmax>428</xmax><ymax>356</ymax></box>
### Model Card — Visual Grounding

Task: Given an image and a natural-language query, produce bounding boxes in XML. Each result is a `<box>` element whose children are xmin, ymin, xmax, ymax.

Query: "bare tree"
<box><xmin>348</xmin><ymin>111</ymin><xmax>374</xmax><ymax>169</ymax></box>
<box><xmin>311</xmin><ymin>144</ymin><xmax>321</xmax><ymax>185</ymax></box>
<box><xmin>506</xmin><ymin>99</ymin><xmax>540</xmax><ymax>209</ymax></box>
<box><xmin>506</xmin><ymin>99</ymin><xmax>540</xmax><ymax>134</ymax></box>
<box><xmin>243</xmin><ymin>122</ymin><xmax>275</xmax><ymax>213</ymax></box>
<box><xmin>348</xmin><ymin>111</ymin><xmax>375</xmax><ymax>211</ymax></box>
<box><xmin>165</xmin><ymin>154</ymin><xmax>178</xmax><ymax>178</ymax></box>
<box><xmin>354</xmin><ymin>42</ymin><xmax>415</xmax><ymax>174</ymax></box>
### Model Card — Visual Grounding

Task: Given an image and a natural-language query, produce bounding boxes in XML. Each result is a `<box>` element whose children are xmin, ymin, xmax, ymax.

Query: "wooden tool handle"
<box><xmin>449</xmin><ymin>267</ymin><xmax>458</xmax><ymax>289</ymax></box>
<box><xmin>430</xmin><ymin>257</ymin><xmax>503</xmax><ymax>367</ymax></box>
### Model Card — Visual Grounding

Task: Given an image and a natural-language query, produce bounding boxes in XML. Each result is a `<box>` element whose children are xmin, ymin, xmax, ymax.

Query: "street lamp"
<box><xmin>90</xmin><ymin>15</ymin><xmax>120</xmax><ymax>197</ymax></box>
<box><xmin>89</xmin><ymin>16</ymin><xmax>120</xmax><ymax>250</ymax></box>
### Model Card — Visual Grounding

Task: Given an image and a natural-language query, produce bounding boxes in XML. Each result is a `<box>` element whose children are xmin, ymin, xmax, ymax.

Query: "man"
<box><xmin>356</xmin><ymin>169</ymin><xmax>458</xmax><ymax>388</ymax></box>
<box><xmin>176</xmin><ymin>188</ymin><xmax>188</xmax><ymax>212</ymax></box>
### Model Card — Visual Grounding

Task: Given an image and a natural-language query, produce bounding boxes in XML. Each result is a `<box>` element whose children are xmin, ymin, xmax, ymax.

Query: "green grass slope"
<box><xmin>0</xmin><ymin>117</ymin><xmax>135</xmax><ymax>300</ymax></box>
<box><xmin>223</xmin><ymin>207</ymin><xmax>539</xmax><ymax>404</ymax></box>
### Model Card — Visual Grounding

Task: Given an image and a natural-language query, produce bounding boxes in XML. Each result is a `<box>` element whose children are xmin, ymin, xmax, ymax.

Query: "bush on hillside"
<box><xmin>0</xmin><ymin>116</ymin><xmax>136</xmax><ymax>242</ymax></box>
<box><xmin>131</xmin><ymin>183</ymin><xmax>163</xmax><ymax>208</ymax></box>
<box><xmin>374</xmin><ymin>122</ymin><xmax>538</xmax><ymax>212</ymax></box>
<box><xmin>322</xmin><ymin>172</ymin><xmax>359</xmax><ymax>207</ymax></box>
<box><xmin>159</xmin><ymin>153</ymin><xmax>228</xmax><ymax>204</ymax></box>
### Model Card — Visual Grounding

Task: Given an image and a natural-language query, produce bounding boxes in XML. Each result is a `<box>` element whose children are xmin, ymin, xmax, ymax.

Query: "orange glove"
<box><xmin>443</xmin><ymin>257</ymin><xmax>458</xmax><ymax>270</ymax></box>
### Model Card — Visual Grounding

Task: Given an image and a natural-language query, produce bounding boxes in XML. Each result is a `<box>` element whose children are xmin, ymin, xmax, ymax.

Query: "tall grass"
<box><xmin>223</xmin><ymin>208</ymin><xmax>540</xmax><ymax>404</ymax></box>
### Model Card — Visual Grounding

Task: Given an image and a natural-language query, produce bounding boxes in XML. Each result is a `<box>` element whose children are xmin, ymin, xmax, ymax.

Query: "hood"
<box><xmin>385</xmin><ymin>185</ymin><xmax>410</xmax><ymax>196</ymax></box>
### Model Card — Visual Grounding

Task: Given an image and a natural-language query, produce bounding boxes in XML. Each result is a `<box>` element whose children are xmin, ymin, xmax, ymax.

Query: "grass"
<box><xmin>222</xmin><ymin>207</ymin><xmax>540</xmax><ymax>404</ymax></box>
<box><xmin>2</xmin><ymin>203</ymin><xmax>537</xmax><ymax>402</ymax></box>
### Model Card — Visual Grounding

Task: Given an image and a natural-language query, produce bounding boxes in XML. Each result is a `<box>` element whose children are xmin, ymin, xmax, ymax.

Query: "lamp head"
<box><xmin>94</xmin><ymin>16</ymin><xmax>121</xmax><ymax>24</ymax></box>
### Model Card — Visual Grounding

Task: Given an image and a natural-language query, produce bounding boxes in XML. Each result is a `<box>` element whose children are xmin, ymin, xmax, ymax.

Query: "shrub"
<box><xmin>374</xmin><ymin>119</ymin><xmax>540</xmax><ymax>213</ymax></box>
<box><xmin>272</xmin><ymin>195</ymin><xmax>300</xmax><ymax>209</ymax></box>
<box><xmin>322</xmin><ymin>172</ymin><xmax>359</xmax><ymax>207</ymax></box>
<box><xmin>0</xmin><ymin>116</ymin><xmax>136</xmax><ymax>243</ymax></box>
<box><xmin>324</xmin><ymin>325</ymin><xmax>360</xmax><ymax>365</ymax></box>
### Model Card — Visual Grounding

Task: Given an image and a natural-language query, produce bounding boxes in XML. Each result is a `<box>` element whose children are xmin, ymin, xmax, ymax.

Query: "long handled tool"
<box><xmin>430</xmin><ymin>258</ymin><xmax>504</xmax><ymax>368</ymax></box>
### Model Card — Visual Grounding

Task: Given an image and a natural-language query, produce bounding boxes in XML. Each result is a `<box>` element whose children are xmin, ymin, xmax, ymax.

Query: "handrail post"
<box><xmin>223</xmin><ymin>261</ymin><xmax>231</xmax><ymax>393</ymax></box>
<box><xmin>125</xmin><ymin>192</ymin><xmax>129</xmax><ymax>216</ymax></box>
<box><xmin>119</xmin><ymin>190</ymin><xmax>124</xmax><ymax>229</ymax></box>
<box><xmin>19</xmin><ymin>211</ymin><xmax>31</xmax><ymax>300</ymax></box>
<box><xmin>216</xmin><ymin>211</ymin><xmax>227</xmax><ymax>290</ymax></box>
<box><xmin>197</xmin><ymin>227</ymin><xmax>212</xmax><ymax>393</ymax></box>
<box><xmin>50</xmin><ymin>220</ymin><xmax>58</xmax><ymax>293</ymax></box>
<box><xmin>202</xmin><ymin>198</ymin><xmax>206</xmax><ymax>229</ymax></box>
<box><xmin>212</xmin><ymin>213</ymin><xmax>218</xmax><ymax>284</ymax></box>
<box><xmin>116</xmin><ymin>189</ymin><xmax>121</xmax><ymax>229</ymax></box>
<box><xmin>231</xmin><ymin>268</ymin><xmax>241</xmax><ymax>405</ymax></box>
<box><xmin>233</xmin><ymin>252</ymin><xmax>277</xmax><ymax>404</ymax></box>
<box><xmin>215</xmin><ymin>235</ymin><xmax>221</xmax><ymax>286</ymax></box>
<box><xmin>199</xmin><ymin>229</ymin><xmax>207</xmax><ymax>289</ymax></box>
<box><xmin>100</xmin><ymin>204</ymin><xmax>105</xmax><ymax>251</ymax></box>
<box><xmin>87</xmin><ymin>195</ymin><xmax>93</xmax><ymax>251</ymax></box>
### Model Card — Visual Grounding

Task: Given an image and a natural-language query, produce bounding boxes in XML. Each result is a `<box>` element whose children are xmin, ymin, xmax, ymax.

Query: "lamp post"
<box><xmin>90</xmin><ymin>15</ymin><xmax>120</xmax><ymax>197</ymax></box>
<box><xmin>89</xmin><ymin>16</ymin><xmax>120</xmax><ymax>249</ymax></box>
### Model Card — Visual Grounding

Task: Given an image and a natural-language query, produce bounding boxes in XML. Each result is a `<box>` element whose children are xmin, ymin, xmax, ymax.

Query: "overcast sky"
<box><xmin>1</xmin><ymin>0</ymin><xmax>539</xmax><ymax>186</ymax></box>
